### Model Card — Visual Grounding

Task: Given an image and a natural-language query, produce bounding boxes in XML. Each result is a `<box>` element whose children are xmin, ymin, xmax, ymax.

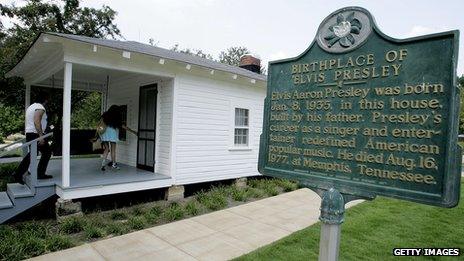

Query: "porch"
<box><xmin>29</xmin><ymin>157</ymin><xmax>172</xmax><ymax>199</ymax></box>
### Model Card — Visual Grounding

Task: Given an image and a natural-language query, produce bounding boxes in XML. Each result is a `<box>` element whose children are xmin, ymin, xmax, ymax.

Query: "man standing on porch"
<box><xmin>13</xmin><ymin>91</ymin><xmax>53</xmax><ymax>184</ymax></box>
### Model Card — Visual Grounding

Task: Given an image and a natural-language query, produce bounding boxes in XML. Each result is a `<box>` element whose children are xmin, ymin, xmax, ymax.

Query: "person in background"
<box><xmin>98</xmin><ymin>105</ymin><xmax>137</xmax><ymax>171</ymax></box>
<box><xmin>14</xmin><ymin>91</ymin><xmax>53</xmax><ymax>184</ymax></box>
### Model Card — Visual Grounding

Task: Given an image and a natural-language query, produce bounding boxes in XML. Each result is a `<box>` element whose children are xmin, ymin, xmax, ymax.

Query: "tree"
<box><xmin>218</xmin><ymin>46</ymin><xmax>249</xmax><ymax>67</ymax></box>
<box><xmin>171</xmin><ymin>44</ymin><xmax>214</xmax><ymax>60</ymax></box>
<box><xmin>218</xmin><ymin>46</ymin><xmax>266</xmax><ymax>74</ymax></box>
<box><xmin>0</xmin><ymin>0</ymin><xmax>121</xmax><ymax>137</ymax></box>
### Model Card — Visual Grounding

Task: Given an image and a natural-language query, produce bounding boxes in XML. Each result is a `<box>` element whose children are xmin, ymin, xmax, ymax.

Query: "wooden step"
<box><xmin>7</xmin><ymin>183</ymin><xmax>34</xmax><ymax>202</ymax></box>
<box><xmin>0</xmin><ymin>192</ymin><xmax>13</xmax><ymax>209</ymax></box>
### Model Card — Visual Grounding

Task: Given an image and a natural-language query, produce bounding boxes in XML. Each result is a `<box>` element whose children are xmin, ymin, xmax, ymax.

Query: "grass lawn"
<box><xmin>0</xmin><ymin>170</ymin><xmax>298</xmax><ymax>261</ymax></box>
<box><xmin>236</xmin><ymin>180</ymin><xmax>464</xmax><ymax>261</ymax></box>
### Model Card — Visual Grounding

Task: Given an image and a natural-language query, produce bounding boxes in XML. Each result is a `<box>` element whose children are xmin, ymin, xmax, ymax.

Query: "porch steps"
<box><xmin>0</xmin><ymin>183</ymin><xmax>55</xmax><ymax>224</ymax></box>
<box><xmin>0</xmin><ymin>192</ymin><xmax>13</xmax><ymax>209</ymax></box>
<box><xmin>25</xmin><ymin>175</ymin><xmax>55</xmax><ymax>187</ymax></box>
<box><xmin>7</xmin><ymin>183</ymin><xmax>34</xmax><ymax>201</ymax></box>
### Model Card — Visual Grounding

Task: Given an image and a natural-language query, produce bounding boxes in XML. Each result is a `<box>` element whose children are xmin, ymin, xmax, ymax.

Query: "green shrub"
<box><xmin>131</xmin><ymin>206</ymin><xmax>146</xmax><ymax>216</ymax></box>
<box><xmin>248</xmin><ymin>179</ymin><xmax>280</xmax><ymax>197</ymax></box>
<box><xmin>110</xmin><ymin>211</ymin><xmax>127</xmax><ymax>220</ymax></box>
<box><xmin>16</xmin><ymin>222</ymin><xmax>51</xmax><ymax>238</ymax></box>
<box><xmin>143</xmin><ymin>205</ymin><xmax>163</xmax><ymax>223</ymax></box>
<box><xmin>15</xmin><ymin>236</ymin><xmax>46</xmax><ymax>259</ymax></box>
<box><xmin>247</xmin><ymin>179</ymin><xmax>261</xmax><ymax>188</ymax></box>
<box><xmin>184</xmin><ymin>200</ymin><xmax>200</xmax><ymax>216</ymax></box>
<box><xmin>263</xmin><ymin>184</ymin><xmax>279</xmax><ymax>196</ymax></box>
<box><xmin>149</xmin><ymin>205</ymin><xmax>162</xmax><ymax>216</ymax></box>
<box><xmin>105</xmin><ymin>223</ymin><xmax>129</xmax><ymax>236</ymax></box>
<box><xmin>84</xmin><ymin>224</ymin><xmax>105</xmax><ymax>239</ymax></box>
<box><xmin>245</xmin><ymin>187</ymin><xmax>265</xmax><ymax>199</ymax></box>
<box><xmin>196</xmin><ymin>187</ymin><xmax>228</xmax><ymax>211</ymax></box>
<box><xmin>128</xmin><ymin>216</ymin><xmax>146</xmax><ymax>230</ymax></box>
<box><xmin>44</xmin><ymin>235</ymin><xmax>74</xmax><ymax>252</ymax></box>
<box><xmin>276</xmin><ymin>179</ymin><xmax>298</xmax><ymax>192</ymax></box>
<box><xmin>59</xmin><ymin>217</ymin><xmax>85</xmax><ymax>234</ymax></box>
<box><xmin>0</xmin><ymin>163</ymin><xmax>18</xmax><ymax>190</ymax></box>
<box><xmin>163</xmin><ymin>202</ymin><xmax>185</xmax><ymax>221</ymax></box>
<box><xmin>0</xmin><ymin>103</ymin><xmax>23</xmax><ymax>140</ymax></box>
<box><xmin>230</xmin><ymin>187</ymin><xmax>248</xmax><ymax>202</ymax></box>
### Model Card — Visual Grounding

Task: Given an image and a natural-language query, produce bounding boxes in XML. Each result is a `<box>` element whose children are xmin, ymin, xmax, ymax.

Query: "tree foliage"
<box><xmin>0</xmin><ymin>0</ymin><xmax>121</xmax><ymax>137</ymax></box>
<box><xmin>171</xmin><ymin>44</ymin><xmax>214</xmax><ymax>60</ymax></box>
<box><xmin>0</xmin><ymin>103</ymin><xmax>24</xmax><ymax>142</ymax></box>
<box><xmin>219</xmin><ymin>46</ymin><xmax>266</xmax><ymax>74</ymax></box>
<box><xmin>71</xmin><ymin>92</ymin><xmax>102</xmax><ymax>129</ymax></box>
<box><xmin>218</xmin><ymin>46</ymin><xmax>250</xmax><ymax>67</ymax></box>
<box><xmin>171</xmin><ymin>44</ymin><xmax>266</xmax><ymax>74</ymax></box>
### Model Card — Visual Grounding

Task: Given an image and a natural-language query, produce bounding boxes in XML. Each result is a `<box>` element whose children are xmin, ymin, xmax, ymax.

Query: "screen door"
<box><xmin>137</xmin><ymin>84</ymin><xmax>157</xmax><ymax>171</ymax></box>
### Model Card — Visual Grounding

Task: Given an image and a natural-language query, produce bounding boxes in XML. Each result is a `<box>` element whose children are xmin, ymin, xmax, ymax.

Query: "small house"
<box><xmin>0</xmin><ymin>32</ymin><xmax>266</xmax><ymax>222</ymax></box>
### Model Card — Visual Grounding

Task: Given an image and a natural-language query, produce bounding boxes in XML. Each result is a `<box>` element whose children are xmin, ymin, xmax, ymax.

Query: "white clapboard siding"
<box><xmin>173</xmin><ymin>74</ymin><xmax>265</xmax><ymax>185</ymax></box>
<box><xmin>107</xmin><ymin>74</ymin><xmax>173</xmax><ymax>177</ymax></box>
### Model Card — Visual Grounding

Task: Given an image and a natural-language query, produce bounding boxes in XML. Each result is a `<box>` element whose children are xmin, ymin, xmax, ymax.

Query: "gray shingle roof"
<box><xmin>46</xmin><ymin>32</ymin><xmax>267</xmax><ymax>81</ymax></box>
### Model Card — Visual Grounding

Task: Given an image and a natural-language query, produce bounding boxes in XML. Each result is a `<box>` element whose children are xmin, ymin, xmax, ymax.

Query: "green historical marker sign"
<box><xmin>258</xmin><ymin>6</ymin><xmax>461</xmax><ymax>207</ymax></box>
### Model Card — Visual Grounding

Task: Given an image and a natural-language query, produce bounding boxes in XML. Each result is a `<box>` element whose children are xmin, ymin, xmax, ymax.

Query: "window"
<box><xmin>119</xmin><ymin>105</ymin><xmax>128</xmax><ymax>141</ymax></box>
<box><xmin>234</xmin><ymin>108</ymin><xmax>249</xmax><ymax>146</ymax></box>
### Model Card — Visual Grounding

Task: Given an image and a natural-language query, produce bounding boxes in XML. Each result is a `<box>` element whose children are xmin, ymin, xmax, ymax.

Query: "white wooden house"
<box><xmin>0</xmin><ymin>32</ymin><xmax>266</xmax><ymax>222</ymax></box>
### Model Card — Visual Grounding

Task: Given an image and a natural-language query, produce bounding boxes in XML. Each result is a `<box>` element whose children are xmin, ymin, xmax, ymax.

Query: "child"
<box><xmin>98</xmin><ymin>105</ymin><xmax>136</xmax><ymax>171</ymax></box>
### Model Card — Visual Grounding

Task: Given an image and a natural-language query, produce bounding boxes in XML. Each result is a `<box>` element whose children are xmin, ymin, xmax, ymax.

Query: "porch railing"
<box><xmin>0</xmin><ymin>133</ymin><xmax>53</xmax><ymax>192</ymax></box>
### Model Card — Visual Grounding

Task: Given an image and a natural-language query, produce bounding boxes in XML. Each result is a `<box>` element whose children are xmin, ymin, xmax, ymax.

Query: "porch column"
<box><xmin>62</xmin><ymin>62</ymin><xmax>72</xmax><ymax>188</ymax></box>
<box><xmin>25</xmin><ymin>84</ymin><xmax>31</xmax><ymax>109</ymax></box>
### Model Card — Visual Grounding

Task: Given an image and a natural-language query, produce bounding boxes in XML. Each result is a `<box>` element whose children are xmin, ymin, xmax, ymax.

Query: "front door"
<box><xmin>137</xmin><ymin>84</ymin><xmax>157</xmax><ymax>171</ymax></box>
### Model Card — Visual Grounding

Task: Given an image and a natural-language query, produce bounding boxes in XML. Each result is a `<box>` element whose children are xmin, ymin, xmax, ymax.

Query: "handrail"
<box><xmin>22</xmin><ymin>133</ymin><xmax>54</xmax><ymax>147</ymax></box>
<box><xmin>0</xmin><ymin>138</ymin><xmax>26</xmax><ymax>152</ymax></box>
<box><xmin>0</xmin><ymin>133</ymin><xmax>53</xmax><ymax>158</ymax></box>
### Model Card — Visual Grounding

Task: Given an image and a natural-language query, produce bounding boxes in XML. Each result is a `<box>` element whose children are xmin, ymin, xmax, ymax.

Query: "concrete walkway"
<box><xmin>29</xmin><ymin>188</ymin><xmax>362</xmax><ymax>261</ymax></box>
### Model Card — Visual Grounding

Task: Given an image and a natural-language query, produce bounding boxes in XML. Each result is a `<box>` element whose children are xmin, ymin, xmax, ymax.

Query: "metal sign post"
<box><xmin>318</xmin><ymin>188</ymin><xmax>344</xmax><ymax>261</ymax></box>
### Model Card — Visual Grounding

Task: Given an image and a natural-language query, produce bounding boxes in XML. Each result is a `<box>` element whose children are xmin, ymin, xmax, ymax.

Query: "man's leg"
<box><xmin>13</xmin><ymin>153</ymin><xmax>30</xmax><ymax>183</ymax></box>
<box><xmin>37</xmin><ymin>141</ymin><xmax>52</xmax><ymax>178</ymax></box>
<box><xmin>13</xmin><ymin>133</ymin><xmax>36</xmax><ymax>183</ymax></box>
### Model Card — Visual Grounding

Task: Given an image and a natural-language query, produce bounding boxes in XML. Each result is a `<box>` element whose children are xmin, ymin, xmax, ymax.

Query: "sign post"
<box><xmin>258</xmin><ymin>6</ymin><xmax>460</xmax><ymax>260</ymax></box>
<box><xmin>318</xmin><ymin>188</ymin><xmax>344</xmax><ymax>261</ymax></box>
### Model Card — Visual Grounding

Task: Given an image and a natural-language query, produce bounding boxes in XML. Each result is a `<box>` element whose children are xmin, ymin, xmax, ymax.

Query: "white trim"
<box><xmin>229</xmin><ymin>102</ymin><xmax>252</xmax><ymax>150</ymax></box>
<box><xmin>122</xmin><ymin>51</ymin><xmax>131</xmax><ymax>59</ymax></box>
<box><xmin>155</xmin><ymin>80</ymin><xmax>161</xmax><ymax>173</ymax></box>
<box><xmin>25</xmin><ymin>84</ymin><xmax>31</xmax><ymax>109</ymax></box>
<box><xmin>56</xmin><ymin>178</ymin><xmax>173</xmax><ymax>200</ymax></box>
<box><xmin>169</xmin><ymin>77</ymin><xmax>178</xmax><ymax>182</ymax></box>
<box><xmin>62</xmin><ymin>62</ymin><xmax>72</xmax><ymax>188</ymax></box>
<box><xmin>228</xmin><ymin>147</ymin><xmax>252</xmax><ymax>151</ymax></box>
<box><xmin>63</xmin><ymin>56</ymin><xmax>176</xmax><ymax>79</ymax></box>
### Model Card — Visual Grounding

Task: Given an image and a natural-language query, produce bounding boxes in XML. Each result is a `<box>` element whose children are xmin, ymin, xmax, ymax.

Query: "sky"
<box><xmin>3</xmin><ymin>0</ymin><xmax>464</xmax><ymax>75</ymax></box>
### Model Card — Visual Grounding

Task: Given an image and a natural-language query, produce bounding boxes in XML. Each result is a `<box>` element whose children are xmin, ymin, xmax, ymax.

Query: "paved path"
<box><xmin>29</xmin><ymin>188</ymin><xmax>362</xmax><ymax>261</ymax></box>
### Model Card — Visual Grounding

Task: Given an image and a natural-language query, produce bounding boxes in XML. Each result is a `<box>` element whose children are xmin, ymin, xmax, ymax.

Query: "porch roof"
<box><xmin>7</xmin><ymin>32</ymin><xmax>267</xmax><ymax>82</ymax></box>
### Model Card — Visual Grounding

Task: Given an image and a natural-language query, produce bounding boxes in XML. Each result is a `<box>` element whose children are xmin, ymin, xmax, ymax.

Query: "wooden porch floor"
<box><xmin>35</xmin><ymin>157</ymin><xmax>170</xmax><ymax>189</ymax></box>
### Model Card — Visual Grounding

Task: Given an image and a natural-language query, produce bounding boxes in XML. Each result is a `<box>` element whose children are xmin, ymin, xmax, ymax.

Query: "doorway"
<box><xmin>137</xmin><ymin>84</ymin><xmax>157</xmax><ymax>171</ymax></box>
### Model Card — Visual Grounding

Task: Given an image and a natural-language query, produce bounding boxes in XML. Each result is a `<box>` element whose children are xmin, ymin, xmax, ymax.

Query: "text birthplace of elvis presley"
<box><xmin>258</xmin><ymin>7</ymin><xmax>461</xmax><ymax>207</ymax></box>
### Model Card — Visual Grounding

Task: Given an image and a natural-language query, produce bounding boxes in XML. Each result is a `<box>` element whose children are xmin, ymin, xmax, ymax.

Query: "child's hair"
<box><xmin>101</xmin><ymin>105</ymin><xmax>122</xmax><ymax>128</ymax></box>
